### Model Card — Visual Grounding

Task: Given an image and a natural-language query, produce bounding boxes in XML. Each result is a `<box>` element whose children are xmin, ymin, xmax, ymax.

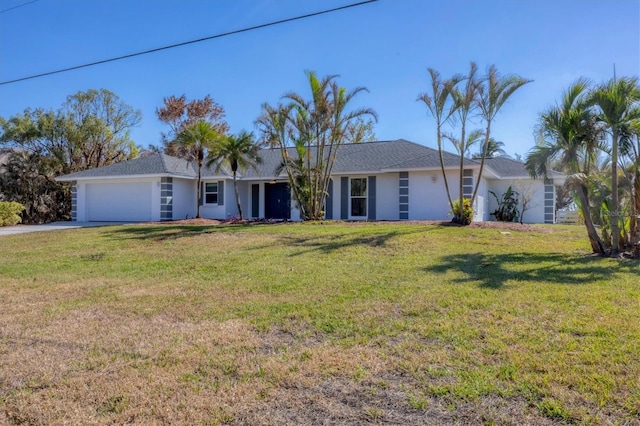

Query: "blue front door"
<box><xmin>264</xmin><ymin>183</ymin><xmax>290</xmax><ymax>219</ymax></box>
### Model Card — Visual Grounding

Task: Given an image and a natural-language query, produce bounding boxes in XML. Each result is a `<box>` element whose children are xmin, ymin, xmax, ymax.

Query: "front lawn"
<box><xmin>0</xmin><ymin>222</ymin><xmax>637</xmax><ymax>424</ymax></box>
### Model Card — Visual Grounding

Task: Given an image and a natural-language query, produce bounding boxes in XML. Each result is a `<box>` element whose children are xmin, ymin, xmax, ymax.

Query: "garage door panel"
<box><xmin>86</xmin><ymin>182</ymin><xmax>152</xmax><ymax>221</ymax></box>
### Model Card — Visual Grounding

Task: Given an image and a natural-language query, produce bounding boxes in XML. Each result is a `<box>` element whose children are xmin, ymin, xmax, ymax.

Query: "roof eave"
<box><xmin>56</xmin><ymin>173</ymin><xmax>195</xmax><ymax>182</ymax></box>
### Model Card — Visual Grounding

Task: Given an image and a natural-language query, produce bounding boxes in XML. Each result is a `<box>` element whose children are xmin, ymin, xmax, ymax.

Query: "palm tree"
<box><xmin>622</xmin><ymin>120</ymin><xmax>640</xmax><ymax>245</ymax></box>
<box><xmin>258</xmin><ymin>71</ymin><xmax>377</xmax><ymax>220</ymax></box>
<box><xmin>590</xmin><ymin>77</ymin><xmax>640</xmax><ymax>255</ymax></box>
<box><xmin>472</xmin><ymin>138</ymin><xmax>507</xmax><ymax>159</ymax></box>
<box><xmin>444</xmin><ymin>129</ymin><xmax>485</xmax><ymax>159</ymax></box>
<box><xmin>174</xmin><ymin>120</ymin><xmax>222</xmax><ymax>218</ymax></box>
<box><xmin>525</xmin><ymin>79</ymin><xmax>607</xmax><ymax>255</ymax></box>
<box><xmin>449</xmin><ymin>62</ymin><xmax>480</xmax><ymax>224</ymax></box>
<box><xmin>418</xmin><ymin>69</ymin><xmax>461</xmax><ymax>213</ymax></box>
<box><xmin>471</xmin><ymin>65</ymin><xmax>531</xmax><ymax>206</ymax></box>
<box><xmin>206</xmin><ymin>131</ymin><xmax>262</xmax><ymax>220</ymax></box>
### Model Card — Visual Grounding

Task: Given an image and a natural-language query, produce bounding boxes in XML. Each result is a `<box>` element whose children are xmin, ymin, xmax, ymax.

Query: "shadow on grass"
<box><xmin>104</xmin><ymin>223</ymin><xmax>259</xmax><ymax>242</ymax></box>
<box><xmin>424</xmin><ymin>252</ymin><xmax>639</xmax><ymax>289</ymax></box>
<box><xmin>270</xmin><ymin>227</ymin><xmax>432</xmax><ymax>257</ymax></box>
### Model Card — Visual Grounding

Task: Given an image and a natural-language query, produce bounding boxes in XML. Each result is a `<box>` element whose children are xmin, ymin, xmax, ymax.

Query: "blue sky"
<box><xmin>1</xmin><ymin>0</ymin><xmax>638</xmax><ymax>158</ymax></box>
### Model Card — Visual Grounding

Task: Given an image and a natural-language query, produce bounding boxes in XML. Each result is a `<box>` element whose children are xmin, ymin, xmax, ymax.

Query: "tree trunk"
<box><xmin>632</xmin><ymin>168</ymin><xmax>640</xmax><ymax>246</ymax></box>
<box><xmin>196</xmin><ymin>163</ymin><xmax>202</xmax><ymax>219</ymax></box>
<box><xmin>233</xmin><ymin>173</ymin><xmax>242</xmax><ymax>220</ymax></box>
<box><xmin>610</xmin><ymin>129</ymin><xmax>620</xmax><ymax>256</ymax></box>
<box><xmin>577</xmin><ymin>184</ymin><xmax>606</xmax><ymax>255</ymax></box>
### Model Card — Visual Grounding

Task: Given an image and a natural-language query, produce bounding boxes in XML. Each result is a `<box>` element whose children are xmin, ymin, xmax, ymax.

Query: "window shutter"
<box><xmin>251</xmin><ymin>184</ymin><xmax>259</xmax><ymax>218</ymax></box>
<box><xmin>200</xmin><ymin>182</ymin><xmax>204</xmax><ymax>206</ymax></box>
<box><xmin>340</xmin><ymin>177</ymin><xmax>348</xmax><ymax>220</ymax></box>
<box><xmin>368</xmin><ymin>176</ymin><xmax>376</xmax><ymax>220</ymax></box>
<box><xmin>218</xmin><ymin>181</ymin><xmax>224</xmax><ymax>206</ymax></box>
<box><xmin>325</xmin><ymin>179</ymin><xmax>333</xmax><ymax>220</ymax></box>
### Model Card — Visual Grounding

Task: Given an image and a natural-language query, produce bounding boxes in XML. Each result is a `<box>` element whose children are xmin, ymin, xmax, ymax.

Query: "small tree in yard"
<box><xmin>206</xmin><ymin>131</ymin><xmax>262</xmax><ymax>220</ymax></box>
<box><xmin>175</xmin><ymin>121</ymin><xmax>222</xmax><ymax>218</ymax></box>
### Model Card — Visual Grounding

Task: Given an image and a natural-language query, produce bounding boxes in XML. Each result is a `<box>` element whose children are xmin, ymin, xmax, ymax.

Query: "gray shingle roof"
<box><xmin>57</xmin><ymin>140</ymin><xmax>565</xmax><ymax>182</ymax></box>
<box><xmin>483</xmin><ymin>156</ymin><xmax>564</xmax><ymax>179</ymax></box>
<box><xmin>483</xmin><ymin>156</ymin><xmax>530</xmax><ymax>178</ymax></box>
<box><xmin>58</xmin><ymin>154</ymin><xmax>208</xmax><ymax>180</ymax></box>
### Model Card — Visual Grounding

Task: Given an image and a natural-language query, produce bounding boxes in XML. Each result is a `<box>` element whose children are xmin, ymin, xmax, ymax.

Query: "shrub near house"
<box><xmin>0</xmin><ymin>201</ymin><xmax>25</xmax><ymax>226</ymax></box>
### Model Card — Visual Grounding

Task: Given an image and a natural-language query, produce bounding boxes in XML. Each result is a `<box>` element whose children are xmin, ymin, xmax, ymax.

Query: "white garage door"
<box><xmin>86</xmin><ymin>182</ymin><xmax>152</xmax><ymax>222</ymax></box>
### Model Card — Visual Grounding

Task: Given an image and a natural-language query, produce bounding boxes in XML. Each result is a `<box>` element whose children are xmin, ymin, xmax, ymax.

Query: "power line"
<box><xmin>0</xmin><ymin>0</ymin><xmax>40</xmax><ymax>14</ymax></box>
<box><xmin>0</xmin><ymin>0</ymin><xmax>378</xmax><ymax>86</ymax></box>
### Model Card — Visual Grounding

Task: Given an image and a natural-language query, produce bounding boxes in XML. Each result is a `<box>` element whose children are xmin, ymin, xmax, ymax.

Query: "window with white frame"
<box><xmin>205</xmin><ymin>182</ymin><xmax>218</xmax><ymax>204</ymax></box>
<box><xmin>350</xmin><ymin>178</ymin><xmax>367</xmax><ymax>217</ymax></box>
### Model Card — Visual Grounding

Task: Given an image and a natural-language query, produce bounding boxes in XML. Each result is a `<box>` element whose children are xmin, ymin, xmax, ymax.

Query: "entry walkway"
<box><xmin>0</xmin><ymin>222</ymin><xmax>130</xmax><ymax>237</ymax></box>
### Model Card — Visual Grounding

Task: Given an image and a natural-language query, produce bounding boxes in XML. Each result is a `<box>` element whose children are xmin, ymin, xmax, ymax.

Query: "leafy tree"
<box><xmin>590</xmin><ymin>77</ymin><xmax>640</xmax><ymax>255</ymax></box>
<box><xmin>1</xmin><ymin>89</ymin><xmax>141</xmax><ymax>173</ymax></box>
<box><xmin>174</xmin><ymin>120</ymin><xmax>222</xmax><ymax>218</ymax></box>
<box><xmin>63</xmin><ymin>88</ymin><xmax>142</xmax><ymax>170</ymax></box>
<box><xmin>0</xmin><ymin>150</ymin><xmax>69</xmax><ymax>224</ymax></box>
<box><xmin>0</xmin><ymin>89</ymin><xmax>141</xmax><ymax>223</ymax></box>
<box><xmin>156</xmin><ymin>94</ymin><xmax>228</xmax><ymax>152</ymax></box>
<box><xmin>257</xmin><ymin>71</ymin><xmax>377</xmax><ymax>220</ymax></box>
<box><xmin>206</xmin><ymin>131</ymin><xmax>262</xmax><ymax>220</ymax></box>
<box><xmin>344</xmin><ymin>117</ymin><xmax>377</xmax><ymax>143</ymax></box>
<box><xmin>525</xmin><ymin>79</ymin><xmax>607</xmax><ymax>255</ymax></box>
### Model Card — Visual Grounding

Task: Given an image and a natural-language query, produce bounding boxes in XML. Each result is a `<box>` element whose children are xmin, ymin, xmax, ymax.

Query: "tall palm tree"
<box><xmin>590</xmin><ymin>77</ymin><xmax>640</xmax><ymax>255</ymax></box>
<box><xmin>471</xmin><ymin>65</ymin><xmax>531</xmax><ymax>206</ymax></box>
<box><xmin>622</xmin><ymin>119</ymin><xmax>640</xmax><ymax>245</ymax></box>
<box><xmin>175</xmin><ymin>120</ymin><xmax>222</xmax><ymax>218</ymax></box>
<box><xmin>449</xmin><ymin>62</ymin><xmax>480</xmax><ymax>224</ymax></box>
<box><xmin>418</xmin><ymin>69</ymin><xmax>461</xmax><ymax>213</ymax></box>
<box><xmin>206</xmin><ymin>131</ymin><xmax>262</xmax><ymax>220</ymax></box>
<box><xmin>525</xmin><ymin>79</ymin><xmax>606</xmax><ymax>255</ymax></box>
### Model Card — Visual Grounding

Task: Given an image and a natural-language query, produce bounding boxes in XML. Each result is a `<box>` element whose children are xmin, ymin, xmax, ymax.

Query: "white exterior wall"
<box><xmin>76</xmin><ymin>183</ymin><xmax>87</xmax><ymax>221</ymax></box>
<box><xmin>200</xmin><ymin>179</ymin><xmax>228</xmax><ymax>220</ymax></box>
<box><xmin>172</xmin><ymin>178</ymin><xmax>196</xmax><ymax>220</ymax></box>
<box><xmin>376</xmin><ymin>173</ymin><xmax>399</xmax><ymax>220</ymax></box>
<box><xmin>486</xmin><ymin>179</ymin><xmax>546</xmax><ymax>223</ymax></box>
<box><xmin>409</xmin><ymin>171</ymin><xmax>457</xmax><ymax>220</ymax></box>
<box><xmin>475</xmin><ymin>176</ymin><xmax>488</xmax><ymax>222</ymax></box>
<box><xmin>75</xmin><ymin>177</ymin><xmax>160</xmax><ymax>222</ymax></box>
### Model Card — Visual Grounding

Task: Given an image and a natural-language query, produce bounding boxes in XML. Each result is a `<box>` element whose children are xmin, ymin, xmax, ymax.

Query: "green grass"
<box><xmin>0</xmin><ymin>222</ymin><xmax>638</xmax><ymax>424</ymax></box>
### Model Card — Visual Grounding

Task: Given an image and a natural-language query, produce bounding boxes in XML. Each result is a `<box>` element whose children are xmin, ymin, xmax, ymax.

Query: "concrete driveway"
<box><xmin>0</xmin><ymin>222</ymin><xmax>131</xmax><ymax>237</ymax></box>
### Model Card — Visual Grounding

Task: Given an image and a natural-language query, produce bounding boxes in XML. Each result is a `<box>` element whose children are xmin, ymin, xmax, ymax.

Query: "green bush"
<box><xmin>0</xmin><ymin>201</ymin><xmax>25</xmax><ymax>226</ymax></box>
<box><xmin>489</xmin><ymin>186</ymin><xmax>519</xmax><ymax>222</ymax></box>
<box><xmin>451</xmin><ymin>198</ymin><xmax>474</xmax><ymax>225</ymax></box>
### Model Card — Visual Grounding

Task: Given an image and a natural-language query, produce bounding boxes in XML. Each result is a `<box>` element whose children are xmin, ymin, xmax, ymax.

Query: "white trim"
<box><xmin>203</xmin><ymin>182</ymin><xmax>219</xmax><ymax>205</ymax></box>
<box><xmin>349</xmin><ymin>177</ymin><xmax>368</xmax><ymax>219</ymax></box>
